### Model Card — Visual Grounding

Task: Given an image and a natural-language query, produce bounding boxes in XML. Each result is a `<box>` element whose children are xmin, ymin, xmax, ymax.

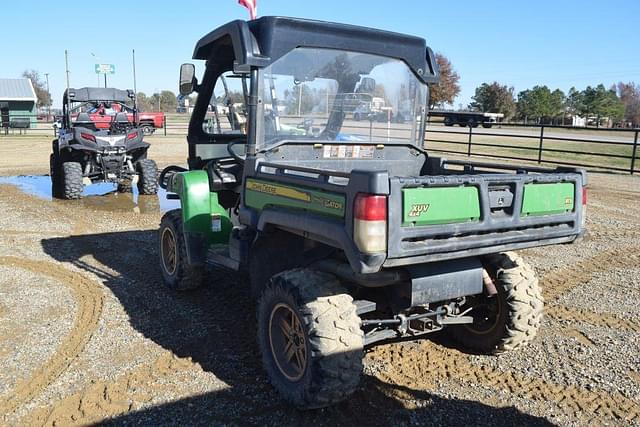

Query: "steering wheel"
<box><xmin>226</xmin><ymin>139</ymin><xmax>246</xmax><ymax>164</ymax></box>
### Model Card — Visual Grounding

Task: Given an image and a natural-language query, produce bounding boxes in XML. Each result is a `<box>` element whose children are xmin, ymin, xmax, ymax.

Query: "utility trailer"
<box><xmin>156</xmin><ymin>17</ymin><xmax>587</xmax><ymax>409</ymax></box>
<box><xmin>430</xmin><ymin>109</ymin><xmax>504</xmax><ymax>128</ymax></box>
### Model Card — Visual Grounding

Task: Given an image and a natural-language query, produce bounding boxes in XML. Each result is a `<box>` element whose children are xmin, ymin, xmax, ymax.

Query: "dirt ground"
<box><xmin>1</xmin><ymin>135</ymin><xmax>640</xmax><ymax>425</ymax></box>
<box><xmin>0</xmin><ymin>134</ymin><xmax>187</xmax><ymax>176</ymax></box>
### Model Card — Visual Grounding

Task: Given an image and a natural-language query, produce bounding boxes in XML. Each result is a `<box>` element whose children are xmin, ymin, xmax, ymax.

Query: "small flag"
<box><xmin>238</xmin><ymin>0</ymin><xmax>257</xmax><ymax>20</ymax></box>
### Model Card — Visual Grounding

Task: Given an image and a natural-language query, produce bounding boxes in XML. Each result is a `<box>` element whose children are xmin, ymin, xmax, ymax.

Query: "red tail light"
<box><xmin>354</xmin><ymin>194</ymin><xmax>387</xmax><ymax>221</ymax></box>
<box><xmin>80</xmin><ymin>132</ymin><xmax>96</xmax><ymax>142</ymax></box>
<box><xmin>127</xmin><ymin>131</ymin><xmax>138</xmax><ymax>140</ymax></box>
<box><xmin>354</xmin><ymin>194</ymin><xmax>387</xmax><ymax>253</ymax></box>
<box><xmin>582</xmin><ymin>187</ymin><xmax>587</xmax><ymax>205</ymax></box>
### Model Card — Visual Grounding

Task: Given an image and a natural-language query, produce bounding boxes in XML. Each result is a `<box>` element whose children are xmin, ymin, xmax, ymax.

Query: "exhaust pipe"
<box><xmin>482</xmin><ymin>268</ymin><xmax>498</xmax><ymax>296</ymax></box>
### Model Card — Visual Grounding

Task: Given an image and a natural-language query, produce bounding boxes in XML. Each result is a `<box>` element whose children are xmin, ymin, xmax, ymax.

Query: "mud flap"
<box><xmin>400</xmin><ymin>257</ymin><xmax>483</xmax><ymax>306</ymax></box>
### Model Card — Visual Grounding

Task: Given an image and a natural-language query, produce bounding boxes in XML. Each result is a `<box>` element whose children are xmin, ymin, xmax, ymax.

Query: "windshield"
<box><xmin>261</xmin><ymin>47</ymin><xmax>428</xmax><ymax>148</ymax></box>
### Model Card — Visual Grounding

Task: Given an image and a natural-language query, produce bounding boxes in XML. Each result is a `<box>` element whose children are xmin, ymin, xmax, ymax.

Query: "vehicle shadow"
<box><xmin>41</xmin><ymin>231</ymin><xmax>553</xmax><ymax>425</ymax></box>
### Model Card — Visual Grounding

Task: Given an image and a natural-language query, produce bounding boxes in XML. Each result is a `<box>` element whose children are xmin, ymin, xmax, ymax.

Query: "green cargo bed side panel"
<box><xmin>245</xmin><ymin>178</ymin><xmax>346</xmax><ymax>218</ymax></box>
<box><xmin>175</xmin><ymin>170</ymin><xmax>231</xmax><ymax>244</ymax></box>
<box><xmin>402</xmin><ymin>186</ymin><xmax>480</xmax><ymax>226</ymax></box>
<box><xmin>521</xmin><ymin>183</ymin><xmax>575</xmax><ymax>217</ymax></box>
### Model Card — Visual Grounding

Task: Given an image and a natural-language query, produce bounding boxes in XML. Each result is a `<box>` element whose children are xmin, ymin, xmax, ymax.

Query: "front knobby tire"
<box><xmin>257</xmin><ymin>269</ymin><xmax>364</xmax><ymax>409</ymax></box>
<box><xmin>61</xmin><ymin>161</ymin><xmax>83</xmax><ymax>200</ymax></box>
<box><xmin>159</xmin><ymin>209</ymin><xmax>205</xmax><ymax>291</ymax></box>
<box><xmin>137</xmin><ymin>159</ymin><xmax>158</xmax><ymax>195</ymax></box>
<box><xmin>451</xmin><ymin>252</ymin><xmax>544</xmax><ymax>355</ymax></box>
<box><xmin>117</xmin><ymin>180</ymin><xmax>133</xmax><ymax>193</ymax></box>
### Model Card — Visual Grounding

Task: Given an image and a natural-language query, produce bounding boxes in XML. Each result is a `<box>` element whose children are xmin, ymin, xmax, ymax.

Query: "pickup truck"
<box><xmin>71</xmin><ymin>101</ymin><xmax>165</xmax><ymax>134</ymax></box>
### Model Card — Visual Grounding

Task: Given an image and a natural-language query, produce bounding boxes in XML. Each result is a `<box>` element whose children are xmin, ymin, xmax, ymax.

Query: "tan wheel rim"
<box><xmin>161</xmin><ymin>227</ymin><xmax>177</xmax><ymax>276</ymax></box>
<box><xmin>268</xmin><ymin>302</ymin><xmax>308</xmax><ymax>382</ymax></box>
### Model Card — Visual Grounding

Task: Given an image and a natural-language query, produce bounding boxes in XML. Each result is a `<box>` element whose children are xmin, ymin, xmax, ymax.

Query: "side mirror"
<box><xmin>179</xmin><ymin>63</ymin><xmax>197</xmax><ymax>96</ymax></box>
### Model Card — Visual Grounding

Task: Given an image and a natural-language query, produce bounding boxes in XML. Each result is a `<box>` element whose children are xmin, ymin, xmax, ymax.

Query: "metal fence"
<box><xmin>0</xmin><ymin>114</ymin><xmax>170</xmax><ymax>137</ymax></box>
<box><xmin>3</xmin><ymin>113</ymin><xmax>639</xmax><ymax>175</ymax></box>
<box><xmin>425</xmin><ymin>122</ymin><xmax>640</xmax><ymax>174</ymax></box>
<box><xmin>0</xmin><ymin>114</ymin><xmax>43</xmax><ymax>135</ymax></box>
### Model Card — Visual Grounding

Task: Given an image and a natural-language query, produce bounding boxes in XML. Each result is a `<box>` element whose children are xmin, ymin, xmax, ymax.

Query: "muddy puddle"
<box><xmin>0</xmin><ymin>175</ymin><xmax>179</xmax><ymax>214</ymax></box>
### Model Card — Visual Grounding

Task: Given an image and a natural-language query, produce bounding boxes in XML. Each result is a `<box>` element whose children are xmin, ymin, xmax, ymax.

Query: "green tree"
<box><xmin>580</xmin><ymin>84</ymin><xmax>624</xmax><ymax>125</ymax></box>
<box><xmin>565</xmin><ymin>87</ymin><xmax>583</xmax><ymax>116</ymax></box>
<box><xmin>21</xmin><ymin>69</ymin><xmax>51</xmax><ymax>108</ymax></box>
<box><xmin>550</xmin><ymin>89</ymin><xmax>566</xmax><ymax>122</ymax></box>
<box><xmin>517</xmin><ymin>87</ymin><xmax>545</xmax><ymax>122</ymax></box>
<box><xmin>429</xmin><ymin>53</ymin><xmax>460</xmax><ymax>108</ymax></box>
<box><xmin>147</xmin><ymin>90</ymin><xmax>178</xmax><ymax>112</ymax></box>
<box><xmin>469</xmin><ymin>82</ymin><xmax>516</xmax><ymax>119</ymax></box>
<box><xmin>517</xmin><ymin>86</ymin><xmax>564</xmax><ymax>123</ymax></box>
<box><xmin>160</xmin><ymin>90</ymin><xmax>177</xmax><ymax>112</ymax></box>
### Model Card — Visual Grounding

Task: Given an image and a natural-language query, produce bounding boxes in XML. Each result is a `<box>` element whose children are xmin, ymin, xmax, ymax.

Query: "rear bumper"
<box><xmin>383</xmin><ymin>234</ymin><xmax>577</xmax><ymax>268</ymax></box>
<box><xmin>385</xmin><ymin>172</ymin><xmax>586</xmax><ymax>265</ymax></box>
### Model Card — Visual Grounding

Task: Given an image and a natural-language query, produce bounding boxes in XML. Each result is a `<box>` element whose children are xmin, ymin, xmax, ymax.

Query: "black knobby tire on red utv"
<box><xmin>59</xmin><ymin>161</ymin><xmax>83</xmax><ymax>200</ymax></box>
<box><xmin>49</xmin><ymin>153</ymin><xmax>63</xmax><ymax>199</ymax></box>
<box><xmin>257</xmin><ymin>268</ymin><xmax>364</xmax><ymax>409</ymax></box>
<box><xmin>137</xmin><ymin>159</ymin><xmax>159</xmax><ymax>195</ymax></box>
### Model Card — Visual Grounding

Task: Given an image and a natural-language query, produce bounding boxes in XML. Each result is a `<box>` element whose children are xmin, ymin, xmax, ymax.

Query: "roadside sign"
<box><xmin>95</xmin><ymin>64</ymin><xmax>115</xmax><ymax>74</ymax></box>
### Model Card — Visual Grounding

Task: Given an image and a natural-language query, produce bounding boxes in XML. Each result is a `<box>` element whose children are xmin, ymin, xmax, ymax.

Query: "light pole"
<box><xmin>91</xmin><ymin>53</ymin><xmax>101</xmax><ymax>86</ymax></box>
<box><xmin>44</xmin><ymin>73</ymin><xmax>51</xmax><ymax>122</ymax></box>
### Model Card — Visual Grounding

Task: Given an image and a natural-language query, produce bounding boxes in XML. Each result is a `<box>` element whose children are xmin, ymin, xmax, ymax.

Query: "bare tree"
<box><xmin>616</xmin><ymin>82</ymin><xmax>640</xmax><ymax>127</ymax></box>
<box><xmin>21</xmin><ymin>70</ymin><xmax>51</xmax><ymax>108</ymax></box>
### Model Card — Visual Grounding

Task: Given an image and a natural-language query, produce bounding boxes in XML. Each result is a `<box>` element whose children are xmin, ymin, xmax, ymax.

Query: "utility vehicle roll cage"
<box><xmin>62</xmin><ymin>87</ymin><xmax>137</xmax><ymax>129</ymax></box>
<box><xmin>182</xmin><ymin>16</ymin><xmax>440</xmax><ymax>169</ymax></box>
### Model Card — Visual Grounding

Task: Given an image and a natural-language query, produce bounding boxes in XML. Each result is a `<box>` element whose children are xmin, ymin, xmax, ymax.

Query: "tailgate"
<box><xmin>385</xmin><ymin>172</ymin><xmax>585</xmax><ymax>265</ymax></box>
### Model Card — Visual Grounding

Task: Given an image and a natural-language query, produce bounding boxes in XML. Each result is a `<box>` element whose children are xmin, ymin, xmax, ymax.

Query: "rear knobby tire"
<box><xmin>61</xmin><ymin>161</ymin><xmax>83</xmax><ymax>200</ymax></box>
<box><xmin>257</xmin><ymin>269</ymin><xmax>364</xmax><ymax>409</ymax></box>
<box><xmin>159</xmin><ymin>209</ymin><xmax>205</xmax><ymax>291</ymax></box>
<box><xmin>137</xmin><ymin>159</ymin><xmax>158</xmax><ymax>195</ymax></box>
<box><xmin>451</xmin><ymin>252</ymin><xmax>543</xmax><ymax>355</ymax></box>
<box><xmin>50</xmin><ymin>153</ymin><xmax>63</xmax><ymax>199</ymax></box>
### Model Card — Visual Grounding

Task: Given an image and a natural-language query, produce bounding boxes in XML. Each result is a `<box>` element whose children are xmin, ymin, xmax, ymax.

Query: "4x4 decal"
<box><xmin>408</xmin><ymin>203</ymin><xmax>430</xmax><ymax>217</ymax></box>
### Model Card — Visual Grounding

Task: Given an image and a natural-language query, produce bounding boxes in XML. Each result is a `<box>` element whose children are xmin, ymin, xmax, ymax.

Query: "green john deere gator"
<box><xmin>157</xmin><ymin>17</ymin><xmax>587</xmax><ymax>409</ymax></box>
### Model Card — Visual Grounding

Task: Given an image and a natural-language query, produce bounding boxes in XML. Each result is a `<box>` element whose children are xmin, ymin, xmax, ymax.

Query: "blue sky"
<box><xmin>3</xmin><ymin>0</ymin><xmax>638</xmax><ymax>108</ymax></box>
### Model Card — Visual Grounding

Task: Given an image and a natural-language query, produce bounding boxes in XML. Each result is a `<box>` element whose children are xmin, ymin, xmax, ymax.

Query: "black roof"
<box><xmin>193</xmin><ymin>16</ymin><xmax>439</xmax><ymax>84</ymax></box>
<box><xmin>63</xmin><ymin>87</ymin><xmax>133</xmax><ymax>103</ymax></box>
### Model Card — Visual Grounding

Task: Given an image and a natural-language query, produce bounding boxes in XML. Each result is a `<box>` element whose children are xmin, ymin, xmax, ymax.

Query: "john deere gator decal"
<box><xmin>246</xmin><ymin>180</ymin><xmax>311</xmax><ymax>202</ymax></box>
<box><xmin>245</xmin><ymin>178</ymin><xmax>345</xmax><ymax>218</ymax></box>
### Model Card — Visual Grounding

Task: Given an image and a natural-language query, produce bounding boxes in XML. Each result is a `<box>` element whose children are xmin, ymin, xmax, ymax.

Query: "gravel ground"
<box><xmin>0</xmin><ymin>143</ymin><xmax>639</xmax><ymax>425</ymax></box>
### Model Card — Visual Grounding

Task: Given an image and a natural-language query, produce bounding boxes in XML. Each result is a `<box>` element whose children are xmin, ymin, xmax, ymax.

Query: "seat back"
<box><xmin>75</xmin><ymin>112</ymin><xmax>95</xmax><ymax>130</ymax></box>
<box><xmin>115</xmin><ymin>112</ymin><xmax>129</xmax><ymax>124</ymax></box>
